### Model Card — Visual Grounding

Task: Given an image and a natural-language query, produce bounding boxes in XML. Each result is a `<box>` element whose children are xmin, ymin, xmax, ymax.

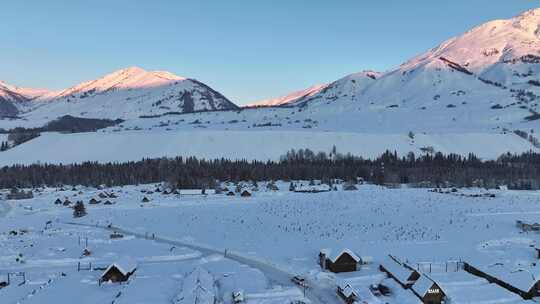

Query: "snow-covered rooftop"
<box><xmin>411</xmin><ymin>274</ymin><xmax>442</xmax><ymax>298</ymax></box>
<box><xmin>320</xmin><ymin>248</ymin><xmax>361</xmax><ymax>263</ymax></box>
<box><xmin>473</xmin><ymin>262</ymin><xmax>540</xmax><ymax>292</ymax></box>
<box><xmin>102</xmin><ymin>258</ymin><xmax>138</xmax><ymax>277</ymax></box>
<box><xmin>379</xmin><ymin>258</ymin><xmax>418</xmax><ymax>284</ymax></box>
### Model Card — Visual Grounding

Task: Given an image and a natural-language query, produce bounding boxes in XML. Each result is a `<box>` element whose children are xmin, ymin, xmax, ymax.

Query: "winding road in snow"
<box><xmin>62</xmin><ymin>221</ymin><xmax>340</xmax><ymax>304</ymax></box>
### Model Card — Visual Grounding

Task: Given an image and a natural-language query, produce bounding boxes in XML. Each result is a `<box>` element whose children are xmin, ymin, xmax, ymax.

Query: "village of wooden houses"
<box><xmin>1</xmin><ymin>180</ymin><xmax>540</xmax><ymax>304</ymax></box>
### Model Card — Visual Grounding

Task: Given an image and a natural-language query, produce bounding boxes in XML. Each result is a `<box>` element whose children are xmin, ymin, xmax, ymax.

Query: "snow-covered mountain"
<box><xmin>3</xmin><ymin>8</ymin><xmax>540</xmax><ymax>163</ymax></box>
<box><xmin>271</xmin><ymin>8</ymin><xmax>540</xmax><ymax>133</ymax></box>
<box><xmin>16</xmin><ymin>67</ymin><xmax>238</xmax><ymax>122</ymax></box>
<box><xmin>0</xmin><ymin>82</ymin><xmax>27</xmax><ymax>117</ymax></box>
<box><xmin>246</xmin><ymin>84</ymin><xmax>328</xmax><ymax>107</ymax></box>
<box><xmin>2</xmin><ymin>9</ymin><xmax>540</xmax><ymax>139</ymax></box>
<box><xmin>0</xmin><ymin>81</ymin><xmax>51</xmax><ymax>117</ymax></box>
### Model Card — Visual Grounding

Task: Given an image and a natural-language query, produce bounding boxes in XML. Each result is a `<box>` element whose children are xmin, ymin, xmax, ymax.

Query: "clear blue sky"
<box><xmin>1</xmin><ymin>1</ymin><xmax>538</xmax><ymax>104</ymax></box>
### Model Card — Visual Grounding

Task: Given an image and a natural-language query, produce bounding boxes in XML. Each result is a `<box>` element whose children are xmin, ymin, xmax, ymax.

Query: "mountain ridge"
<box><xmin>0</xmin><ymin>66</ymin><xmax>239</xmax><ymax>121</ymax></box>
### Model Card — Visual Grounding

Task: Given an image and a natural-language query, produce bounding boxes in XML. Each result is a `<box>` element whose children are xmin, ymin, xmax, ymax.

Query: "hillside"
<box><xmin>2</xmin><ymin>9</ymin><xmax>540</xmax><ymax>164</ymax></box>
<box><xmin>11</xmin><ymin>67</ymin><xmax>239</xmax><ymax>124</ymax></box>
<box><xmin>246</xmin><ymin>84</ymin><xmax>328</xmax><ymax>107</ymax></box>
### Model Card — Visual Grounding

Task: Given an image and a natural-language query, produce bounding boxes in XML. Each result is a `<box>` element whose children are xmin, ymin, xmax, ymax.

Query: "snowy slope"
<box><xmin>246</xmin><ymin>84</ymin><xmax>328</xmax><ymax>107</ymax></box>
<box><xmin>0</xmin><ymin>129</ymin><xmax>535</xmax><ymax>166</ymax></box>
<box><xmin>0</xmin><ymin>81</ymin><xmax>52</xmax><ymax>117</ymax></box>
<box><xmin>21</xmin><ymin>67</ymin><xmax>239</xmax><ymax>122</ymax></box>
<box><xmin>0</xmin><ymin>83</ymin><xmax>25</xmax><ymax>117</ymax></box>
<box><xmin>271</xmin><ymin>8</ymin><xmax>540</xmax><ymax>133</ymax></box>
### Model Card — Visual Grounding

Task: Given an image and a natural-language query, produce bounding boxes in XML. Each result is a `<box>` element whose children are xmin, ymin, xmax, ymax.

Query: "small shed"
<box><xmin>141</xmin><ymin>196</ymin><xmax>150</xmax><ymax>203</ymax></box>
<box><xmin>89</xmin><ymin>198</ymin><xmax>100</xmax><ymax>204</ymax></box>
<box><xmin>98</xmin><ymin>192</ymin><xmax>108</xmax><ymax>199</ymax></box>
<box><xmin>411</xmin><ymin>274</ymin><xmax>446</xmax><ymax>304</ymax></box>
<box><xmin>240</xmin><ymin>189</ymin><xmax>252</xmax><ymax>197</ymax></box>
<box><xmin>337</xmin><ymin>283</ymin><xmax>359</xmax><ymax>304</ymax></box>
<box><xmin>226</xmin><ymin>191</ymin><xmax>235</xmax><ymax>196</ymax></box>
<box><xmin>63</xmin><ymin>199</ymin><xmax>72</xmax><ymax>206</ymax></box>
<box><xmin>336</xmin><ymin>280</ymin><xmax>381</xmax><ymax>304</ymax></box>
<box><xmin>100</xmin><ymin>259</ymin><xmax>137</xmax><ymax>283</ymax></box>
<box><xmin>319</xmin><ymin>249</ymin><xmax>361</xmax><ymax>273</ymax></box>
<box><xmin>54</xmin><ymin>198</ymin><xmax>62</xmax><ymax>205</ymax></box>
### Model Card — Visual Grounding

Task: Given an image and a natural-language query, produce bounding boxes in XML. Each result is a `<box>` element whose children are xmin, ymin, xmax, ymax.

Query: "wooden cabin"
<box><xmin>411</xmin><ymin>275</ymin><xmax>446</xmax><ymax>304</ymax></box>
<box><xmin>100</xmin><ymin>260</ymin><xmax>137</xmax><ymax>283</ymax></box>
<box><xmin>319</xmin><ymin>249</ymin><xmax>361</xmax><ymax>273</ymax></box>
<box><xmin>54</xmin><ymin>198</ymin><xmax>62</xmax><ymax>205</ymax></box>
<box><xmin>141</xmin><ymin>196</ymin><xmax>150</xmax><ymax>203</ymax></box>
<box><xmin>240</xmin><ymin>189</ymin><xmax>252</xmax><ymax>197</ymax></box>
<box><xmin>226</xmin><ymin>191</ymin><xmax>235</xmax><ymax>196</ymax></box>
<box><xmin>89</xmin><ymin>198</ymin><xmax>100</xmax><ymax>204</ymax></box>
<box><xmin>63</xmin><ymin>199</ymin><xmax>72</xmax><ymax>206</ymax></box>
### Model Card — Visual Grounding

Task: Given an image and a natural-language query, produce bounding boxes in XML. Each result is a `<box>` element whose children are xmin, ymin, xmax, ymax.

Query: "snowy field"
<box><xmin>2</xmin><ymin>183</ymin><xmax>540</xmax><ymax>303</ymax></box>
<box><xmin>0</xmin><ymin>129</ymin><xmax>536</xmax><ymax>166</ymax></box>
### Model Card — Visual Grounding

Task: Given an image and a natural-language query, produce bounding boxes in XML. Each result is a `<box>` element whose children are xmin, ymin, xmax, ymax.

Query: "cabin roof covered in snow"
<box><xmin>473</xmin><ymin>262</ymin><xmax>540</xmax><ymax>292</ymax></box>
<box><xmin>429</xmin><ymin>271</ymin><xmax>523</xmax><ymax>303</ymax></box>
<box><xmin>179</xmin><ymin>189</ymin><xmax>204</xmax><ymax>195</ymax></box>
<box><xmin>337</xmin><ymin>280</ymin><xmax>380</xmax><ymax>302</ymax></box>
<box><xmin>295</xmin><ymin>184</ymin><xmax>331</xmax><ymax>192</ymax></box>
<box><xmin>102</xmin><ymin>258</ymin><xmax>138</xmax><ymax>277</ymax></box>
<box><xmin>412</xmin><ymin>274</ymin><xmax>442</xmax><ymax>297</ymax></box>
<box><xmin>380</xmin><ymin>259</ymin><xmax>417</xmax><ymax>283</ymax></box>
<box><xmin>340</xmin><ymin>283</ymin><xmax>358</xmax><ymax>298</ymax></box>
<box><xmin>320</xmin><ymin>248</ymin><xmax>361</xmax><ymax>263</ymax></box>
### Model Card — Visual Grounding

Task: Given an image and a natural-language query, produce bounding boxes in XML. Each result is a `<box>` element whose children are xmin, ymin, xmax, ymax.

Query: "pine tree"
<box><xmin>289</xmin><ymin>182</ymin><xmax>295</xmax><ymax>192</ymax></box>
<box><xmin>73</xmin><ymin>201</ymin><xmax>87</xmax><ymax>218</ymax></box>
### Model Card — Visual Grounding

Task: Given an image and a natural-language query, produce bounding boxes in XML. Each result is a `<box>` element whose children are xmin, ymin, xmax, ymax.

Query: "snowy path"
<box><xmin>62</xmin><ymin>221</ymin><xmax>341</xmax><ymax>304</ymax></box>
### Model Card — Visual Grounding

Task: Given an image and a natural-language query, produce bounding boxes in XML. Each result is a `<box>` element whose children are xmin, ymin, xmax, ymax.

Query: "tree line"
<box><xmin>0</xmin><ymin>149</ymin><xmax>539</xmax><ymax>190</ymax></box>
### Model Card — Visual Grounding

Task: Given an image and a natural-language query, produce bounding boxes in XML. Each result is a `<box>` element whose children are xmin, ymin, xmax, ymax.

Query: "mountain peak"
<box><xmin>512</xmin><ymin>7</ymin><xmax>540</xmax><ymax>35</ymax></box>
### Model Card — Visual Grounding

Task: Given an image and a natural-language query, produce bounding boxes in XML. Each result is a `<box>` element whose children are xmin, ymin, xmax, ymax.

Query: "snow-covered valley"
<box><xmin>2</xmin><ymin>183</ymin><xmax>540</xmax><ymax>303</ymax></box>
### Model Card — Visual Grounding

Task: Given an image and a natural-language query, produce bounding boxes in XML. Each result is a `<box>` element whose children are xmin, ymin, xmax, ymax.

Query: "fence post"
<box><xmin>78</xmin><ymin>262</ymin><xmax>80</xmax><ymax>272</ymax></box>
